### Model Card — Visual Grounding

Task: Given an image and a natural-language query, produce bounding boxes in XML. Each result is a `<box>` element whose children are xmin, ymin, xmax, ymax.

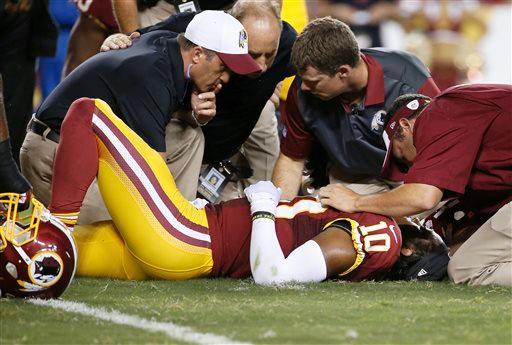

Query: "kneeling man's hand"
<box><xmin>190</xmin><ymin>90</ymin><xmax>216</xmax><ymax>126</ymax></box>
<box><xmin>318</xmin><ymin>184</ymin><xmax>360</xmax><ymax>213</ymax></box>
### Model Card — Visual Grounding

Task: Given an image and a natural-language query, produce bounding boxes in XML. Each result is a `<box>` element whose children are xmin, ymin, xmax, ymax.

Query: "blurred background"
<box><xmin>32</xmin><ymin>0</ymin><xmax>511</xmax><ymax>107</ymax></box>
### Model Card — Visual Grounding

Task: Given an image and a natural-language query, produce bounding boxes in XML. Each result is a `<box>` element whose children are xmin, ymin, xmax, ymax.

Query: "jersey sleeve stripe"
<box><xmin>276</xmin><ymin>198</ymin><xmax>327</xmax><ymax>219</ymax></box>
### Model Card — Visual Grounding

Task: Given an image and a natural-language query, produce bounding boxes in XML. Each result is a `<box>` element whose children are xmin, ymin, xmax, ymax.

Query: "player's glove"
<box><xmin>244</xmin><ymin>181</ymin><xmax>281</xmax><ymax>216</ymax></box>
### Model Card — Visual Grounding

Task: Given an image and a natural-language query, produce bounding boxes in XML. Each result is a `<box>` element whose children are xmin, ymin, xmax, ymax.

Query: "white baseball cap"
<box><xmin>184</xmin><ymin>10</ymin><xmax>261</xmax><ymax>75</ymax></box>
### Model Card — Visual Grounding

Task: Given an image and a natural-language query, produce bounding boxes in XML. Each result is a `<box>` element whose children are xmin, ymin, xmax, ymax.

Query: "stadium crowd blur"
<box><xmin>28</xmin><ymin>0</ymin><xmax>509</xmax><ymax>203</ymax></box>
<box><xmin>0</xmin><ymin>0</ymin><xmax>508</xmax><ymax>165</ymax></box>
<box><xmin>0</xmin><ymin>0</ymin><xmax>510</xmax><ymax>287</ymax></box>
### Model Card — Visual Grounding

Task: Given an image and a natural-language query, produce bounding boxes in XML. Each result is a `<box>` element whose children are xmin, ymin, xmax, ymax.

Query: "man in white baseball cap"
<box><xmin>176</xmin><ymin>10</ymin><xmax>261</xmax><ymax>126</ymax></box>
<box><xmin>20</xmin><ymin>10</ymin><xmax>260</xmax><ymax>225</ymax></box>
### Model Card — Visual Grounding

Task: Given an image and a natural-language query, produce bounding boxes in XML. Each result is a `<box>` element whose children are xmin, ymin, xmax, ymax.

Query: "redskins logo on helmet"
<box><xmin>0</xmin><ymin>193</ymin><xmax>77</xmax><ymax>299</ymax></box>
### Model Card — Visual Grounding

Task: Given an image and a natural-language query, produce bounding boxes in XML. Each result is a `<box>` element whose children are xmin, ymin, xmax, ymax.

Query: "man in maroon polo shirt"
<box><xmin>319</xmin><ymin>84</ymin><xmax>512</xmax><ymax>286</ymax></box>
<box><xmin>272</xmin><ymin>17</ymin><xmax>440</xmax><ymax>200</ymax></box>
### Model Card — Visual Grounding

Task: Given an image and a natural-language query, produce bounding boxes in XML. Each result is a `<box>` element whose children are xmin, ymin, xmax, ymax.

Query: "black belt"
<box><xmin>28</xmin><ymin>118</ymin><xmax>60</xmax><ymax>143</ymax></box>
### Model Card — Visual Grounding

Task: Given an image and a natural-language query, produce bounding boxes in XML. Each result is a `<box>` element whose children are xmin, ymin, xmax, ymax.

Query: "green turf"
<box><xmin>1</xmin><ymin>278</ymin><xmax>511</xmax><ymax>344</ymax></box>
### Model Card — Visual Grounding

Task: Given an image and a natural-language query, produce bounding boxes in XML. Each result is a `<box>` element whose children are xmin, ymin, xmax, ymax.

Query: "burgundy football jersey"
<box><xmin>207</xmin><ymin>196</ymin><xmax>401</xmax><ymax>281</ymax></box>
<box><xmin>74</xmin><ymin>0</ymin><xmax>119</xmax><ymax>31</ymax></box>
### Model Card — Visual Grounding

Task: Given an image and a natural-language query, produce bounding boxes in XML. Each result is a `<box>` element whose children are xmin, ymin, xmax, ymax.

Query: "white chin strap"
<box><xmin>13</xmin><ymin>243</ymin><xmax>32</xmax><ymax>265</ymax></box>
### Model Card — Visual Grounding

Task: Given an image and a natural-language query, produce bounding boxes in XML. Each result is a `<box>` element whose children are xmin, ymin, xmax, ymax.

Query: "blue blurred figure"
<box><xmin>38</xmin><ymin>0</ymin><xmax>79</xmax><ymax>100</ymax></box>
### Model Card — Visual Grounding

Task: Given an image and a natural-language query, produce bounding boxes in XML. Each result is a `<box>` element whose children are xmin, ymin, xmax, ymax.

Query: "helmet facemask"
<box><xmin>0</xmin><ymin>193</ymin><xmax>44</xmax><ymax>251</ymax></box>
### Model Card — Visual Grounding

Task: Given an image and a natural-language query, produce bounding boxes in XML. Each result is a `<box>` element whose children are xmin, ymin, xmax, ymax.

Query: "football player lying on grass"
<box><xmin>48</xmin><ymin>98</ymin><xmax>449</xmax><ymax>285</ymax></box>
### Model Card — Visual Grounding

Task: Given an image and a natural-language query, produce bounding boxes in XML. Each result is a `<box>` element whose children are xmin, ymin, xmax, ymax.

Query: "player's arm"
<box><xmin>245</xmin><ymin>182</ymin><xmax>358</xmax><ymax>284</ymax></box>
<box><xmin>312</xmin><ymin>225</ymin><xmax>357</xmax><ymax>277</ymax></box>
<box><xmin>112</xmin><ymin>0</ymin><xmax>140</xmax><ymax>34</ymax></box>
<box><xmin>272</xmin><ymin>153</ymin><xmax>304</xmax><ymax>200</ymax></box>
<box><xmin>245</xmin><ymin>181</ymin><xmax>338</xmax><ymax>285</ymax></box>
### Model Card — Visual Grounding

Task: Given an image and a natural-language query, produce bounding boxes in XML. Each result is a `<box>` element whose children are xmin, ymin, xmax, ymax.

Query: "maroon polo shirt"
<box><xmin>405</xmin><ymin>84</ymin><xmax>512</xmax><ymax>216</ymax></box>
<box><xmin>281</xmin><ymin>53</ymin><xmax>397</xmax><ymax>160</ymax></box>
<box><xmin>280</xmin><ymin>48</ymin><xmax>439</xmax><ymax>178</ymax></box>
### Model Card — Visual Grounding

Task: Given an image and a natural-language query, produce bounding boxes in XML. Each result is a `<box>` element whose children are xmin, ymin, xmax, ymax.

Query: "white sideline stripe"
<box><xmin>28</xmin><ymin>299</ymin><xmax>250</xmax><ymax>345</ymax></box>
<box><xmin>92</xmin><ymin>114</ymin><xmax>210</xmax><ymax>243</ymax></box>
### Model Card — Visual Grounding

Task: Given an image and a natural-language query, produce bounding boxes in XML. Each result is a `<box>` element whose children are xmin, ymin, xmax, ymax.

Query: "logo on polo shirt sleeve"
<box><xmin>371</xmin><ymin>110</ymin><xmax>386</xmax><ymax>131</ymax></box>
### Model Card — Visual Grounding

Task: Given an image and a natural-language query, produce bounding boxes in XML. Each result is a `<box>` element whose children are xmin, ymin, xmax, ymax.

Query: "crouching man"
<box><xmin>318</xmin><ymin>84</ymin><xmax>512</xmax><ymax>286</ymax></box>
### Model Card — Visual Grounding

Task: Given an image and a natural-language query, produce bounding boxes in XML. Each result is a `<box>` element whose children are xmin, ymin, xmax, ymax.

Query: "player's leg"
<box><xmin>73</xmin><ymin>221</ymin><xmax>147</xmax><ymax>280</ymax></box>
<box><xmin>92</xmin><ymin>99</ymin><xmax>213</xmax><ymax>279</ymax></box>
<box><xmin>20</xmin><ymin>130</ymin><xmax>110</xmax><ymax>224</ymax></box>
<box><xmin>48</xmin><ymin>103</ymin><xmax>141</xmax><ymax>279</ymax></box>
<box><xmin>48</xmin><ymin>98</ymin><xmax>98</xmax><ymax>226</ymax></box>
<box><xmin>448</xmin><ymin>202</ymin><xmax>512</xmax><ymax>286</ymax></box>
<box><xmin>49</xmin><ymin>98</ymin><xmax>213</xmax><ymax>280</ymax></box>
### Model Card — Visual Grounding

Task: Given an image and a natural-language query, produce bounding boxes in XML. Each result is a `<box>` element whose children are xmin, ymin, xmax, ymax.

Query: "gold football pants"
<box><xmin>73</xmin><ymin>99</ymin><xmax>213</xmax><ymax>280</ymax></box>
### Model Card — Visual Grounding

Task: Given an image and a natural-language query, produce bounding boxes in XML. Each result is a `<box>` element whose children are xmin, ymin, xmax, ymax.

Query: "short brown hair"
<box><xmin>291</xmin><ymin>17</ymin><xmax>360</xmax><ymax>75</ymax></box>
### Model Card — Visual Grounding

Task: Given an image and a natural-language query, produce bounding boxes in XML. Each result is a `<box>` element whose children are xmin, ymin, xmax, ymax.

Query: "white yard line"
<box><xmin>28</xmin><ymin>299</ymin><xmax>251</xmax><ymax>345</ymax></box>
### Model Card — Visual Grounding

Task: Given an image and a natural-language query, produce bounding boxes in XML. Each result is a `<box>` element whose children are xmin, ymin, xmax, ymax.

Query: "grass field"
<box><xmin>1</xmin><ymin>278</ymin><xmax>511</xmax><ymax>344</ymax></box>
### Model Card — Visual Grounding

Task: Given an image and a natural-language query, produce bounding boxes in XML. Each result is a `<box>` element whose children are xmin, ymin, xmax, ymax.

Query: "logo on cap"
<box><xmin>389</xmin><ymin>121</ymin><xmax>396</xmax><ymax>130</ymax></box>
<box><xmin>239</xmin><ymin>29</ymin><xmax>248</xmax><ymax>49</ymax></box>
<box><xmin>407</xmin><ymin>100</ymin><xmax>420</xmax><ymax>110</ymax></box>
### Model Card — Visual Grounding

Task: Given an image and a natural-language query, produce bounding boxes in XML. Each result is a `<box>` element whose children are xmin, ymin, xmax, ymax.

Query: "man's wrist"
<box><xmin>352</xmin><ymin>194</ymin><xmax>363</xmax><ymax>213</ymax></box>
<box><xmin>191</xmin><ymin>111</ymin><xmax>209</xmax><ymax>127</ymax></box>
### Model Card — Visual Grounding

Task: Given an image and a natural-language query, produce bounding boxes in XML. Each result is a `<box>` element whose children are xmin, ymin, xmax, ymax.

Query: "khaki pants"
<box><xmin>20</xmin><ymin>119</ymin><xmax>204</xmax><ymax>224</ymax></box>
<box><xmin>166</xmin><ymin>101</ymin><xmax>279</xmax><ymax>202</ymax></box>
<box><xmin>448</xmin><ymin>202</ymin><xmax>512</xmax><ymax>286</ymax></box>
<box><xmin>138</xmin><ymin>0</ymin><xmax>176</xmax><ymax>28</ymax></box>
<box><xmin>214</xmin><ymin>100</ymin><xmax>279</xmax><ymax>202</ymax></box>
<box><xmin>164</xmin><ymin>119</ymin><xmax>205</xmax><ymax>200</ymax></box>
<box><xmin>327</xmin><ymin>165</ymin><xmax>399</xmax><ymax>195</ymax></box>
<box><xmin>20</xmin><ymin>131</ymin><xmax>110</xmax><ymax>225</ymax></box>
